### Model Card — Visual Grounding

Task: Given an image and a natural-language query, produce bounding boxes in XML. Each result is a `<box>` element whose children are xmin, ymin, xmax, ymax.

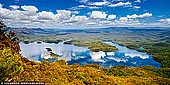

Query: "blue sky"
<box><xmin>0</xmin><ymin>0</ymin><xmax>170</xmax><ymax>28</ymax></box>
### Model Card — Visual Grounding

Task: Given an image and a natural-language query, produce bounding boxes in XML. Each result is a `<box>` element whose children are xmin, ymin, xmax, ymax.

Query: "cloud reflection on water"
<box><xmin>20</xmin><ymin>41</ymin><xmax>160</xmax><ymax>68</ymax></box>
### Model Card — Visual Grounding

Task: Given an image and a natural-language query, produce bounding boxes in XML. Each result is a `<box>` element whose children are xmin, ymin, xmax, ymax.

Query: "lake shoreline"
<box><xmin>21</xmin><ymin>40</ymin><xmax>162</xmax><ymax>68</ymax></box>
<box><xmin>19</xmin><ymin>41</ymin><xmax>160</xmax><ymax>68</ymax></box>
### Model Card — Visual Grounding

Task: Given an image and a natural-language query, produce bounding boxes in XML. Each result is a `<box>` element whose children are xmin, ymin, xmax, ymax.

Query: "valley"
<box><xmin>11</xmin><ymin>27</ymin><xmax>170</xmax><ymax>68</ymax></box>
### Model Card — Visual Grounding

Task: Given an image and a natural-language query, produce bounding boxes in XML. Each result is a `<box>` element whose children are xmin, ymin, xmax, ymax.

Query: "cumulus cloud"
<box><xmin>139</xmin><ymin>13</ymin><xmax>152</xmax><ymax>17</ymax></box>
<box><xmin>112</xmin><ymin>17</ymin><xmax>142</xmax><ymax>27</ymax></box>
<box><xmin>119</xmin><ymin>17</ymin><xmax>128</xmax><ymax>21</ymax></box>
<box><xmin>7</xmin><ymin>10</ymin><xmax>21</xmax><ymax>19</ymax></box>
<box><xmin>64</xmin><ymin>15</ymin><xmax>89</xmax><ymax>25</ymax></box>
<box><xmin>0</xmin><ymin>3</ymin><xmax>169</xmax><ymax>28</ymax></box>
<box><xmin>21</xmin><ymin>5</ymin><xmax>38</xmax><ymax>16</ymax></box>
<box><xmin>37</xmin><ymin>11</ymin><xmax>55</xmax><ymax>20</ymax></box>
<box><xmin>0</xmin><ymin>5</ymin><xmax>21</xmax><ymax>19</ymax></box>
<box><xmin>127</xmin><ymin>12</ymin><xmax>152</xmax><ymax>18</ymax></box>
<box><xmin>56</xmin><ymin>10</ymin><xmax>71</xmax><ymax>20</ymax></box>
<box><xmin>0</xmin><ymin>7</ymin><xmax>10</xmax><ymax>19</ymax></box>
<box><xmin>70</xmin><ymin>15</ymin><xmax>88</xmax><ymax>22</ymax></box>
<box><xmin>158</xmin><ymin>18</ymin><xmax>170</xmax><ymax>24</ymax></box>
<box><xmin>10</xmin><ymin>5</ymin><xmax>20</xmax><ymax>10</ymax></box>
<box><xmin>90</xmin><ymin>11</ymin><xmax>107</xmax><ymax>19</ymax></box>
<box><xmin>21</xmin><ymin>5</ymin><xmax>38</xmax><ymax>12</ymax></box>
<box><xmin>109</xmin><ymin>1</ymin><xmax>132</xmax><ymax>7</ymax></box>
<box><xmin>107</xmin><ymin>15</ymin><xmax>116</xmax><ymax>20</ymax></box>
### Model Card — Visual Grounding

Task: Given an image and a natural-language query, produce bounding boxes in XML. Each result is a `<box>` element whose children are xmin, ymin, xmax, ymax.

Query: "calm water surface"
<box><xmin>19</xmin><ymin>42</ymin><xmax>160</xmax><ymax>68</ymax></box>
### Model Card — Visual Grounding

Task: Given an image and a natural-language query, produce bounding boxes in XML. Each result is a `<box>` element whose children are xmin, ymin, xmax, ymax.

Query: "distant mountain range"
<box><xmin>8</xmin><ymin>27</ymin><xmax>170</xmax><ymax>35</ymax></box>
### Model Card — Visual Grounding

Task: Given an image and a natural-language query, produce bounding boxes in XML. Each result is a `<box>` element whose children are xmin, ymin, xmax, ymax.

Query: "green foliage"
<box><xmin>44</xmin><ymin>39</ymin><xmax>60</xmax><ymax>44</ymax></box>
<box><xmin>147</xmin><ymin>42</ymin><xmax>170</xmax><ymax>68</ymax></box>
<box><xmin>161</xmin><ymin>60</ymin><xmax>170</xmax><ymax>68</ymax></box>
<box><xmin>75</xmin><ymin>41</ymin><xmax>118</xmax><ymax>52</ymax></box>
<box><xmin>1</xmin><ymin>21</ymin><xmax>170</xmax><ymax>84</ymax></box>
<box><xmin>12</xmin><ymin>26</ymin><xmax>170</xmax><ymax>67</ymax></box>
<box><xmin>0</xmin><ymin>21</ymin><xmax>6</xmax><ymax>34</ymax></box>
<box><xmin>1</xmin><ymin>48</ymin><xmax>170</xmax><ymax>84</ymax></box>
<box><xmin>0</xmin><ymin>48</ymin><xmax>23</xmax><ymax>81</ymax></box>
<box><xmin>16</xmin><ymin>66</ymin><xmax>24</xmax><ymax>74</ymax></box>
<box><xmin>106</xmin><ymin>66</ymin><xmax>149</xmax><ymax>77</ymax></box>
<box><xmin>50</xmin><ymin>52</ymin><xmax>59</xmax><ymax>58</ymax></box>
<box><xmin>84</xmin><ymin>64</ymin><xmax>101</xmax><ymax>69</ymax></box>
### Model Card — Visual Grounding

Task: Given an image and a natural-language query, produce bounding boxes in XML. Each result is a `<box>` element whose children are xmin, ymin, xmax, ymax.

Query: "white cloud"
<box><xmin>21</xmin><ymin>5</ymin><xmax>38</xmax><ymax>16</ymax></box>
<box><xmin>38</xmin><ymin>11</ymin><xmax>55</xmax><ymax>20</ymax></box>
<box><xmin>112</xmin><ymin>16</ymin><xmax>142</xmax><ymax>27</ymax></box>
<box><xmin>78</xmin><ymin>0</ymin><xmax>88</xmax><ymax>3</ymax></box>
<box><xmin>0</xmin><ymin>3</ymin><xmax>169</xmax><ymax>28</ymax></box>
<box><xmin>71</xmin><ymin>11</ymin><xmax>79</xmax><ymax>15</ymax></box>
<box><xmin>119</xmin><ymin>17</ymin><xmax>128</xmax><ymax>21</ymax></box>
<box><xmin>10</xmin><ymin>5</ymin><xmax>20</xmax><ymax>10</ymax></box>
<box><xmin>140</xmin><ymin>13</ymin><xmax>152</xmax><ymax>17</ymax></box>
<box><xmin>114</xmin><ymin>18</ymin><xmax>142</xmax><ymax>27</ymax></box>
<box><xmin>78</xmin><ymin>5</ymin><xmax>87</xmax><ymax>8</ymax></box>
<box><xmin>0</xmin><ymin>8</ymin><xmax>10</xmax><ymax>19</ymax></box>
<box><xmin>72</xmin><ymin>15</ymin><xmax>88</xmax><ymax>22</ymax></box>
<box><xmin>21</xmin><ymin>5</ymin><xmax>38</xmax><ymax>12</ymax></box>
<box><xmin>134</xmin><ymin>0</ymin><xmax>141</xmax><ymax>3</ymax></box>
<box><xmin>133</xmin><ymin>6</ymin><xmax>140</xmax><ymax>9</ymax></box>
<box><xmin>70</xmin><ymin>5</ymin><xmax>100</xmax><ymax>10</ymax></box>
<box><xmin>56</xmin><ymin>10</ymin><xmax>71</xmax><ymax>20</ymax></box>
<box><xmin>99</xmin><ymin>20</ymin><xmax>112</xmax><ymax>24</ymax></box>
<box><xmin>109</xmin><ymin>1</ymin><xmax>132</xmax><ymax>7</ymax></box>
<box><xmin>127</xmin><ymin>14</ymin><xmax>138</xmax><ymax>18</ymax></box>
<box><xmin>90</xmin><ymin>11</ymin><xmax>107</xmax><ymax>19</ymax></box>
<box><xmin>158</xmin><ymin>18</ymin><xmax>170</xmax><ymax>24</ymax></box>
<box><xmin>88</xmin><ymin>6</ymin><xmax>100</xmax><ymax>9</ymax></box>
<box><xmin>86</xmin><ymin>22</ymin><xmax>96</xmax><ymax>25</ymax></box>
<box><xmin>73</xmin><ymin>1</ymin><xmax>132</xmax><ymax>9</ymax></box>
<box><xmin>88</xmin><ymin>1</ymin><xmax>108</xmax><ymax>6</ymax></box>
<box><xmin>66</xmin><ymin>15</ymin><xmax>88</xmax><ymax>23</ymax></box>
<box><xmin>127</xmin><ymin>12</ymin><xmax>152</xmax><ymax>18</ymax></box>
<box><xmin>107</xmin><ymin>15</ymin><xmax>116</xmax><ymax>20</ymax></box>
<box><xmin>7</xmin><ymin>10</ymin><xmax>21</xmax><ymax>19</ymax></box>
<box><xmin>0</xmin><ymin>6</ymin><xmax>21</xmax><ymax>19</ymax></box>
<box><xmin>0</xmin><ymin>3</ymin><xmax>3</xmax><ymax>8</ymax></box>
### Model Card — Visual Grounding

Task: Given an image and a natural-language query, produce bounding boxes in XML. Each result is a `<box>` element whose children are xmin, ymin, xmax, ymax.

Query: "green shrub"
<box><xmin>0</xmin><ymin>48</ymin><xmax>23</xmax><ymax>81</ymax></box>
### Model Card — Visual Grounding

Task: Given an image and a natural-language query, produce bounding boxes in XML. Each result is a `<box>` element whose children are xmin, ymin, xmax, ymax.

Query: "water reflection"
<box><xmin>19</xmin><ymin>41</ymin><xmax>160</xmax><ymax>68</ymax></box>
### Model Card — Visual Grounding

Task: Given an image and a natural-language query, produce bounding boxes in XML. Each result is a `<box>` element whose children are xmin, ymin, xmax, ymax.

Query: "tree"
<box><xmin>0</xmin><ymin>21</ymin><xmax>20</xmax><ymax>52</ymax></box>
<box><xmin>0</xmin><ymin>21</ymin><xmax>6</xmax><ymax>34</ymax></box>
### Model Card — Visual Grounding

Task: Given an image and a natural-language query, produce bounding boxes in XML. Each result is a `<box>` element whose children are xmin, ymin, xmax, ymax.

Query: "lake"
<box><xmin>19</xmin><ymin>41</ymin><xmax>160</xmax><ymax>68</ymax></box>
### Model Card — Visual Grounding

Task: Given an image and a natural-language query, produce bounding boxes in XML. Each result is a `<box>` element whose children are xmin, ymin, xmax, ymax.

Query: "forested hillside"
<box><xmin>0</xmin><ymin>21</ymin><xmax>170</xmax><ymax>84</ymax></box>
